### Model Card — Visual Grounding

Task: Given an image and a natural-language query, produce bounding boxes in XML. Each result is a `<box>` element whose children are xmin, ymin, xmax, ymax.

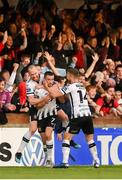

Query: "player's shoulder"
<box><xmin>26</xmin><ymin>79</ymin><xmax>37</xmax><ymax>86</ymax></box>
<box><xmin>71</xmin><ymin>82</ymin><xmax>84</xmax><ymax>89</ymax></box>
<box><xmin>62</xmin><ymin>83</ymin><xmax>79</xmax><ymax>91</ymax></box>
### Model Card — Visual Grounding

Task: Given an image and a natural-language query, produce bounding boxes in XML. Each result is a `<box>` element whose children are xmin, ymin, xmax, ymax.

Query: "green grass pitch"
<box><xmin>0</xmin><ymin>166</ymin><xmax>122</xmax><ymax>179</ymax></box>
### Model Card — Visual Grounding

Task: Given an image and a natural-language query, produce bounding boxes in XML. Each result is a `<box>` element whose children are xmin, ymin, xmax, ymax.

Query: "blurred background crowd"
<box><xmin>0</xmin><ymin>0</ymin><xmax>122</xmax><ymax>124</ymax></box>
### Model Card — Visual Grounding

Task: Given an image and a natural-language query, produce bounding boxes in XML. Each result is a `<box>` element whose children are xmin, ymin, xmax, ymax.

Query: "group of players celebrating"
<box><xmin>15</xmin><ymin>55</ymin><xmax>100</xmax><ymax>168</ymax></box>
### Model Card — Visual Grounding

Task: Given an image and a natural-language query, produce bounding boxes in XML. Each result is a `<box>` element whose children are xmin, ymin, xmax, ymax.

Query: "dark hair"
<box><xmin>90</xmin><ymin>75</ymin><xmax>97</xmax><ymax>85</ymax></box>
<box><xmin>1</xmin><ymin>69</ymin><xmax>9</xmax><ymax>79</ymax></box>
<box><xmin>55</xmin><ymin>76</ymin><xmax>65</xmax><ymax>83</ymax></box>
<box><xmin>0</xmin><ymin>77</ymin><xmax>5</xmax><ymax>83</ymax></box>
<box><xmin>86</xmin><ymin>85</ymin><xmax>96</xmax><ymax>92</ymax></box>
<box><xmin>67</xmin><ymin>68</ymin><xmax>79</xmax><ymax>77</ymax></box>
<box><xmin>1</xmin><ymin>69</ymin><xmax>9</xmax><ymax>74</ymax></box>
<box><xmin>21</xmin><ymin>54</ymin><xmax>30</xmax><ymax>60</ymax></box>
<box><xmin>52</xmin><ymin>39</ymin><xmax>59</xmax><ymax>50</ymax></box>
<box><xmin>87</xmin><ymin>36</ymin><xmax>97</xmax><ymax>43</ymax></box>
<box><xmin>44</xmin><ymin>71</ymin><xmax>54</xmax><ymax>78</ymax></box>
<box><xmin>116</xmin><ymin>64</ymin><xmax>122</xmax><ymax>71</ymax></box>
<box><xmin>38</xmin><ymin>55</ymin><xmax>47</xmax><ymax>66</ymax></box>
<box><xmin>106</xmin><ymin>86</ymin><xmax>115</xmax><ymax>91</ymax></box>
<box><xmin>109</xmin><ymin>29</ymin><xmax>117</xmax><ymax>37</ymax></box>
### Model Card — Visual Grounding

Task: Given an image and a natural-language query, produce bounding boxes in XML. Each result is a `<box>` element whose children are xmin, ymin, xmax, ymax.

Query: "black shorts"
<box><xmin>67</xmin><ymin>116</ymin><xmax>94</xmax><ymax>135</ymax></box>
<box><xmin>57</xmin><ymin>101</ymin><xmax>71</xmax><ymax>118</ymax></box>
<box><xmin>38</xmin><ymin>116</ymin><xmax>57</xmax><ymax>133</ymax></box>
<box><xmin>29</xmin><ymin>106</ymin><xmax>37</xmax><ymax>121</ymax></box>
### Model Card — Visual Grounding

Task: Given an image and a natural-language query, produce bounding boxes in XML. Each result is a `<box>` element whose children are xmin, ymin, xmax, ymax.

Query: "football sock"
<box><xmin>46</xmin><ymin>140</ymin><xmax>53</xmax><ymax>161</ymax></box>
<box><xmin>62</xmin><ymin>121</ymin><xmax>69</xmax><ymax>129</ymax></box>
<box><xmin>62</xmin><ymin>140</ymin><xmax>70</xmax><ymax>164</ymax></box>
<box><xmin>88</xmin><ymin>140</ymin><xmax>99</xmax><ymax>161</ymax></box>
<box><xmin>43</xmin><ymin>144</ymin><xmax>47</xmax><ymax>157</ymax></box>
<box><xmin>17</xmin><ymin>131</ymin><xmax>31</xmax><ymax>153</ymax></box>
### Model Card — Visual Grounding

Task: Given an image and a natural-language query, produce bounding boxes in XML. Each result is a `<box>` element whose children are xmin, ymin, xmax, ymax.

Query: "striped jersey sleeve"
<box><xmin>26</xmin><ymin>80</ymin><xmax>37</xmax><ymax>96</ymax></box>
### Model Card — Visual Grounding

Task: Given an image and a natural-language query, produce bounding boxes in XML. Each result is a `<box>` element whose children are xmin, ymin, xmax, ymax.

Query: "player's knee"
<box><xmin>57</xmin><ymin>110</ymin><xmax>69</xmax><ymax>121</ymax></box>
<box><xmin>30</xmin><ymin>126</ymin><xmax>37</xmax><ymax>135</ymax></box>
<box><xmin>64</xmin><ymin>132</ymin><xmax>72</xmax><ymax>141</ymax></box>
<box><xmin>29</xmin><ymin>121</ymin><xmax>37</xmax><ymax>135</ymax></box>
<box><xmin>45</xmin><ymin>135</ymin><xmax>52</xmax><ymax>141</ymax></box>
<box><xmin>85</xmin><ymin>134</ymin><xmax>93</xmax><ymax>142</ymax></box>
<box><xmin>45</xmin><ymin>132</ymin><xmax>52</xmax><ymax>140</ymax></box>
<box><xmin>62</xmin><ymin>114</ymin><xmax>69</xmax><ymax>121</ymax></box>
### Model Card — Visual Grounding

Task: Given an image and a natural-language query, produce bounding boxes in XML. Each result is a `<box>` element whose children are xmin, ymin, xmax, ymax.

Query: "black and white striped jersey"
<box><xmin>26</xmin><ymin>74</ymin><xmax>43</xmax><ymax>97</ymax></box>
<box><xmin>26</xmin><ymin>79</ymin><xmax>37</xmax><ymax>97</ymax></box>
<box><xmin>61</xmin><ymin>83</ymin><xmax>91</xmax><ymax>118</ymax></box>
<box><xmin>35</xmin><ymin>88</ymin><xmax>57</xmax><ymax>120</ymax></box>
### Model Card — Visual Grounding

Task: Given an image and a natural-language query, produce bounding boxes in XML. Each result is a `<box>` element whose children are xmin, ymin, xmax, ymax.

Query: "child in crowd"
<box><xmin>0</xmin><ymin>77</ymin><xmax>16</xmax><ymax>124</ymax></box>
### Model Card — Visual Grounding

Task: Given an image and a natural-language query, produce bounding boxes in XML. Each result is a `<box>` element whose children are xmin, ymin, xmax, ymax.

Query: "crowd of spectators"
<box><xmin>0</xmin><ymin>0</ymin><xmax>122</xmax><ymax>124</ymax></box>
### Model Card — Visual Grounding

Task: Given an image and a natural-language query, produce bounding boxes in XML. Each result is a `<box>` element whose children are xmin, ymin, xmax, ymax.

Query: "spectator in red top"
<box><xmin>0</xmin><ymin>31</ymin><xmax>8</xmax><ymax>71</ymax></box>
<box><xmin>74</xmin><ymin>37</ymin><xmax>86</xmax><ymax>69</ymax></box>
<box><xmin>0</xmin><ymin>30</ymin><xmax>27</xmax><ymax>72</ymax></box>
<box><xmin>96</xmin><ymin>86</ymin><xmax>122</xmax><ymax>116</ymax></box>
<box><xmin>0</xmin><ymin>35</ymin><xmax>15</xmax><ymax>71</ymax></box>
<box><xmin>0</xmin><ymin>31</ymin><xmax>8</xmax><ymax>53</ymax></box>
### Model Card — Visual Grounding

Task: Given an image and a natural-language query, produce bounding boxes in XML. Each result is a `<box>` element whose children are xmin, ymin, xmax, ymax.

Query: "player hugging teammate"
<box><xmin>15</xmin><ymin>64</ymin><xmax>100</xmax><ymax>168</ymax></box>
